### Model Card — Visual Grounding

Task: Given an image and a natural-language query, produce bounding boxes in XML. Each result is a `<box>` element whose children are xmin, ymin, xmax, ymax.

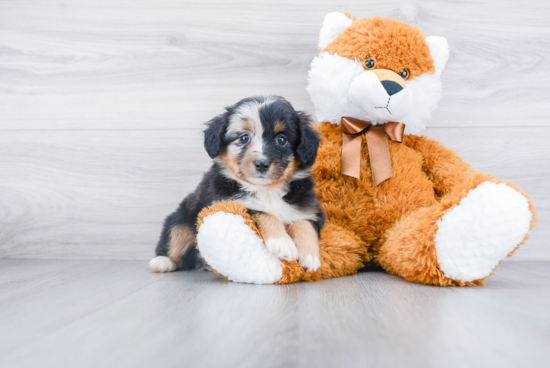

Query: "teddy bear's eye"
<box><xmin>398</xmin><ymin>68</ymin><xmax>410</xmax><ymax>80</ymax></box>
<box><xmin>365</xmin><ymin>58</ymin><xmax>376</xmax><ymax>69</ymax></box>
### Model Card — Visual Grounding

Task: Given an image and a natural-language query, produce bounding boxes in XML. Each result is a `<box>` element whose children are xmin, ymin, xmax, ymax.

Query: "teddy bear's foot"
<box><xmin>379</xmin><ymin>181</ymin><xmax>535</xmax><ymax>286</ymax></box>
<box><xmin>434</xmin><ymin>182</ymin><xmax>532</xmax><ymax>282</ymax></box>
<box><xmin>197</xmin><ymin>211</ymin><xmax>283</xmax><ymax>284</ymax></box>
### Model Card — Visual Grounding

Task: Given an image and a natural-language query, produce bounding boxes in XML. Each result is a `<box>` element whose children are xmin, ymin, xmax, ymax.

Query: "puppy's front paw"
<box><xmin>299</xmin><ymin>252</ymin><xmax>321</xmax><ymax>273</ymax></box>
<box><xmin>265</xmin><ymin>237</ymin><xmax>298</xmax><ymax>261</ymax></box>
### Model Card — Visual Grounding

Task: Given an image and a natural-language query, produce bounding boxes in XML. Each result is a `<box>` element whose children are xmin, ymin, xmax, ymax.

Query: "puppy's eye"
<box><xmin>275</xmin><ymin>135</ymin><xmax>287</xmax><ymax>147</ymax></box>
<box><xmin>398</xmin><ymin>68</ymin><xmax>410</xmax><ymax>80</ymax></box>
<box><xmin>365</xmin><ymin>58</ymin><xmax>376</xmax><ymax>69</ymax></box>
<box><xmin>239</xmin><ymin>134</ymin><xmax>250</xmax><ymax>144</ymax></box>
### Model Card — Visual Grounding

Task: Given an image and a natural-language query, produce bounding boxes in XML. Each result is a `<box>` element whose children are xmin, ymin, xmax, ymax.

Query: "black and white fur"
<box><xmin>149</xmin><ymin>96</ymin><xmax>325</xmax><ymax>273</ymax></box>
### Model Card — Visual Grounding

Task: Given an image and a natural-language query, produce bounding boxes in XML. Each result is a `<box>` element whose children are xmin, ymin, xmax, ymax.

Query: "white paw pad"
<box><xmin>435</xmin><ymin>182</ymin><xmax>532</xmax><ymax>282</ymax></box>
<box><xmin>265</xmin><ymin>237</ymin><xmax>299</xmax><ymax>261</ymax></box>
<box><xmin>149</xmin><ymin>256</ymin><xmax>177</xmax><ymax>273</ymax></box>
<box><xmin>299</xmin><ymin>253</ymin><xmax>321</xmax><ymax>273</ymax></box>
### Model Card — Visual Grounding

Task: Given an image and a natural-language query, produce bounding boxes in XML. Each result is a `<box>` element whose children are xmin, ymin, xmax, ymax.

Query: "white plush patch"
<box><xmin>426</xmin><ymin>36</ymin><xmax>449</xmax><ymax>77</ymax></box>
<box><xmin>349</xmin><ymin>71</ymin><xmax>414</xmax><ymax>122</ymax></box>
<box><xmin>399</xmin><ymin>71</ymin><xmax>443</xmax><ymax>135</ymax></box>
<box><xmin>318</xmin><ymin>12</ymin><xmax>353</xmax><ymax>50</ymax></box>
<box><xmin>149</xmin><ymin>256</ymin><xmax>177</xmax><ymax>273</ymax></box>
<box><xmin>434</xmin><ymin>182</ymin><xmax>532</xmax><ymax>282</ymax></box>
<box><xmin>265</xmin><ymin>236</ymin><xmax>298</xmax><ymax>261</ymax></box>
<box><xmin>306</xmin><ymin>52</ymin><xmax>365</xmax><ymax>124</ymax></box>
<box><xmin>306</xmin><ymin>52</ymin><xmax>444</xmax><ymax>134</ymax></box>
<box><xmin>197</xmin><ymin>212</ymin><xmax>283</xmax><ymax>284</ymax></box>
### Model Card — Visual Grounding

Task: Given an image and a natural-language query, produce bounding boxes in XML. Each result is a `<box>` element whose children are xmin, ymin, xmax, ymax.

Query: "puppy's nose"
<box><xmin>381</xmin><ymin>80</ymin><xmax>403</xmax><ymax>96</ymax></box>
<box><xmin>254</xmin><ymin>159</ymin><xmax>271</xmax><ymax>173</ymax></box>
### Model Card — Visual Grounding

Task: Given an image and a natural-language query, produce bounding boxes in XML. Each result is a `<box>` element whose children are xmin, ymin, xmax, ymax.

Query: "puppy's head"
<box><xmin>204</xmin><ymin>96</ymin><xmax>319</xmax><ymax>185</ymax></box>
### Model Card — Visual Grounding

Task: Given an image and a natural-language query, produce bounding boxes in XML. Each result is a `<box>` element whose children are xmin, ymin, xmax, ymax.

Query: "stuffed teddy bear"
<box><xmin>195</xmin><ymin>12</ymin><xmax>536</xmax><ymax>286</ymax></box>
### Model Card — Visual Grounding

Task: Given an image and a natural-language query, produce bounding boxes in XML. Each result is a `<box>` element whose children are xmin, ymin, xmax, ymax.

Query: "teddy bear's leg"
<box><xmin>196</xmin><ymin>201</ymin><xmax>370</xmax><ymax>284</ymax></box>
<box><xmin>378</xmin><ymin>178</ymin><xmax>536</xmax><ymax>286</ymax></box>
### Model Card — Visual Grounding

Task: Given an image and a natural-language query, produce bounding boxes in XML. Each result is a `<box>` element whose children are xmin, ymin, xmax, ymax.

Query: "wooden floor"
<box><xmin>0</xmin><ymin>260</ymin><xmax>548</xmax><ymax>368</ymax></box>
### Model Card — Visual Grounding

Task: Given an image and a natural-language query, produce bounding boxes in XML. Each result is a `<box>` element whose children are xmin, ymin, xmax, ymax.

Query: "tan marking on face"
<box><xmin>372</xmin><ymin>69</ymin><xmax>406</xmax><ymax>88</ymax></box>
<box><xmin>237</xmin><ymin>145</ymin><xmax>296</xmax><ymax>186</ymax></box>
<box><xmin>227</xmin><ymin>116</ymin><xmax>256</xmax><ymax>136</ymax></box>
<box><xmin>274</xmin><ymin>121</ymin><xmax>286</xmax><ymax>134</ymax></box>
<box><xmin>252</xmin><ymin>212</ymin><xmax>289</xmax><ymax>241</ymax></box>
<box><xmin>239</xmin><ymin>149</ymin><xmax>258</xmax><ymax>179</ymax></box>
<box><xmin>236</xmin><ymin>119</ymin><xmax>254</xmax><ymax>134</ymax></box>
<box><xmin>226</xmin><ymin>119</ymin><xmax>254</xmax><ymax>148</ymax></box>
<box><xmin>286</xmin><ymin>220</ymin><xmax>320</xmax><ymax>259</ymax></box>
<box><xmin>167</xmin><ymin>225</ymin><xmax>196</xmax><ymax>266</ymax></box>
<box><xmin>267</xmin><ymin>158</ymin><xmax>297</xmax><ymax>187</ymax></box>
<box><xmin>219</xmin><ymin>148</ymin><xmax>243</xmax><ymax>179</ymax></box>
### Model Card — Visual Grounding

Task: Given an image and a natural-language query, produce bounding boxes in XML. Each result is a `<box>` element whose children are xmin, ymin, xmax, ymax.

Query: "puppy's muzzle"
<box><xmin>348</xmin><ymin>69</ymin><xmax>413</xmax><ymax>121</ymax></box>
<box><xmin>254</xmin><ymin>159</ymin><xmax>271</xmax><ymax>174</ymax></box>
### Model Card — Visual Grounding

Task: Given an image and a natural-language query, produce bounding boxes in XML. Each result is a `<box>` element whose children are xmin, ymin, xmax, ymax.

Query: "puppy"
<box><xmin>149</xmin><ymin>96</ymin><xmax>325</xmax><ymax>274</ymax></box>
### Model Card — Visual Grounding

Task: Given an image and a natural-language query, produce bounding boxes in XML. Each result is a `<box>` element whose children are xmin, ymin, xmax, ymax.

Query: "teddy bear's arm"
<box><xmin>406</xmin><ymin>135</ymin><xmax>478</xmax><ymax>198</ymax></box>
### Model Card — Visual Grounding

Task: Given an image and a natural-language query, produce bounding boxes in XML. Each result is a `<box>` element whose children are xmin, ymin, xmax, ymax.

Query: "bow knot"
<box><xmin>339</xmin><ymin>117</ymin><xmax>405</xmax><ymax>186</ymax></box>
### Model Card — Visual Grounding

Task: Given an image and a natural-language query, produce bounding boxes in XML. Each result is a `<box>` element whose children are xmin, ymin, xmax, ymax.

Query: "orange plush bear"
<box><xmin>195</xmin><ymin>13</ymin><xmax>536</xmax><ymax>286</ymax></box>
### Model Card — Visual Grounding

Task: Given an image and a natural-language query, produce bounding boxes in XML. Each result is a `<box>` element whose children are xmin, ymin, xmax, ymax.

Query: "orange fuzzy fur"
<box><xmin>323</xmin><ymin>17</ymin><xmax>435</xmax><ymax>79</ymax></box>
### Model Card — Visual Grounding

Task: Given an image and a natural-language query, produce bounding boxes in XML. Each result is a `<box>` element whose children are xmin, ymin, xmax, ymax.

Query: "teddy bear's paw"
<box><xmin>265</xmin><ymin>236</ymin><xmax>299</xmax><ymax>262</ymax></box>
<box><xmin>434</xmin><ymin>182</ymin><xmax>532</xmax><ymax>282</ymax></box>
<box><xmin>298</xmin><ymin>252</ymin><xmax>321</xmax><ymax>273</ymax></box>
<box><xmin>149</xmin><ymin>256</ymin><xmax>177</xmax><ymax>273</ymax></box>
<box><xmin>197</xmin><ymin>211</ymin><xmax>283</xmax><ymax>284</ymax></box>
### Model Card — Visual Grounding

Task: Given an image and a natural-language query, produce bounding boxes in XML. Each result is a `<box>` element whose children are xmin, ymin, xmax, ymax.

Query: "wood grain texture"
<box><xmin>0</xmin><ymin>127</ymin><xmax>548</xmax><ymax>260</ymax></box>
<box><xmin>0</xmin><ymin>0</ymin><xmax>549</xmax><ymax>261</ymax></box>
<box><xmin>0</xmin><ymin>260</ymin><xmax>548</xmax><ymax>368</ymax></box>
<box><xmin>0</xmin><ymin>0</ymin><xmax>549</xmax><ymax>129</ymax></box>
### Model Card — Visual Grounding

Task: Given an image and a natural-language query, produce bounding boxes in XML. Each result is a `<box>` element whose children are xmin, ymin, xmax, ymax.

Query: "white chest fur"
<box><xmin>236</xmin><ymin>184</ymin><xmax>315</xmax><ymax>225</ymax></box>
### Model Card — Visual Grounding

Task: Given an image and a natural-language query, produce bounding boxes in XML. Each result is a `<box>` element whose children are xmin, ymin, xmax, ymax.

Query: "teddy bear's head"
<box><xmin>306</xmin><ymin>12</ymin><xmax>449</xmax><ymax>135</ymax></box>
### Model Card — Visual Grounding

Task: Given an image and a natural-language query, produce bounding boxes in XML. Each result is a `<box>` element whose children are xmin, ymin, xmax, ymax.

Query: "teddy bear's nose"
<box><xmin>381</xmin><ymin>80</ymin><xmax>403</xmax><ymax>96</ymax></box>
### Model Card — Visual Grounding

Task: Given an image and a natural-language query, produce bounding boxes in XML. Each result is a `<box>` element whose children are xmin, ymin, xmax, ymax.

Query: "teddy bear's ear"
<box><xmin>318</xmin><ymin>12</ymin><xmax>354</xmax><ymax>50</ymax></box>
<box><xmin>426</xmin><ymin>36</ymin><xmax>450</xmax><ymax>76</ymax></box>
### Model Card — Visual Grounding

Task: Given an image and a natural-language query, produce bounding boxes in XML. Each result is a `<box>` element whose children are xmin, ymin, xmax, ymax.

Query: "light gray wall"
<box><xmin>0</xmin><ymin>0</ymin><xmax>548</xmax><ymax>260</ymax></box>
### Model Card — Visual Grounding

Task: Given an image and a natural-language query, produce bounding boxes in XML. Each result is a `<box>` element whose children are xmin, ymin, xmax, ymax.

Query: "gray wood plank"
<box><xmin>0</xmin><ymin>259</ymin><xmax>167</xmax><ymax>356</ymax></box>
<box><xmin>0</xmin><ymin>127</ymin><xmax>547</xmax><ymax>260</ymax></box>
<box><xmin>1</xmin><ymin>0</ymin><xmax>549</xmax><ymax>130</ymax></box>
<box><xmin>0</xmin><ymin>260</ymin><xmax>548</xmax><ymax>368</ymax></box>
<box><xmin>0</xmin><ymin>259</ymin><xmax>95</xmax><ymax>287</ymax></box>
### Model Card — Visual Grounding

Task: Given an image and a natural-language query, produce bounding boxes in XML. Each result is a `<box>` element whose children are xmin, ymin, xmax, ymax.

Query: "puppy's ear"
<box><xmin>296</xmin><ymin>111</ymin><xmax>320</xmax><ymax>168</ymax></box>
<box><xmin>203</xmin><ymin>112</ymin><xmax>229</xmax><ymax>159</ymax></box>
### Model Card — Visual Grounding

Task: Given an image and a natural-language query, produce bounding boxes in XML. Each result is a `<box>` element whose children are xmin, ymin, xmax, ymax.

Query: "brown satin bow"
<box><xmin>339</xmin><ymin>117</ymin><xmax>406</xmax><ymax>186</ymax></box>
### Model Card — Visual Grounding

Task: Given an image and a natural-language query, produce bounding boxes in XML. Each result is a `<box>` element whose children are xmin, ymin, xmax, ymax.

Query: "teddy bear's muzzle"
<box><xmin>348</xmin><ymin>69</ymin><xmax>414</xmax><ymax>122</ymax></box>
